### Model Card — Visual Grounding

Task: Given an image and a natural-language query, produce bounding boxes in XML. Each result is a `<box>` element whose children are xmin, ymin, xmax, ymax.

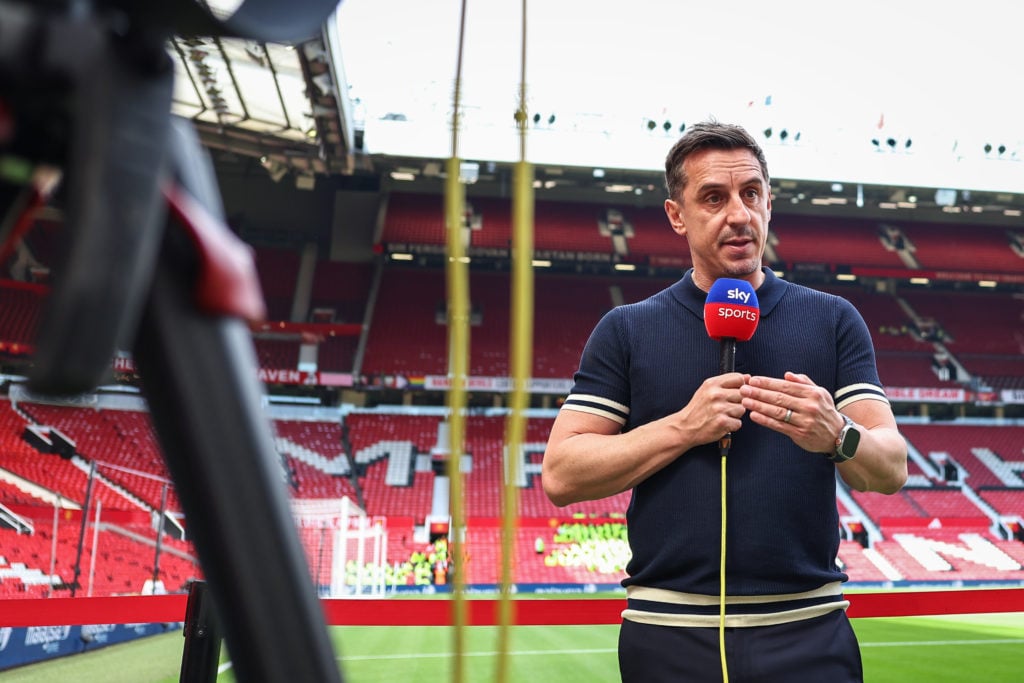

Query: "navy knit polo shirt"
<box><xmin>560</xmin><ymin>268</ymin><xmax>889</xmax><ymax>597</ymax></box>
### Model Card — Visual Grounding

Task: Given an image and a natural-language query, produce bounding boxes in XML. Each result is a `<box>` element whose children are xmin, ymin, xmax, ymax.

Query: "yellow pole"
<box><xmin>445</xmin><ymin>158</ymin><xmax>469</xmax><ymax>683</ymax></box>
<box><xmin>445</xmin><ymin>2</ymin><xmax>470</xmax><ymax>682</ymax></box>
<box><xmin>497</xmin><ymin>3</ymin><xmax>533</xmax><ymax>682</ymax></box>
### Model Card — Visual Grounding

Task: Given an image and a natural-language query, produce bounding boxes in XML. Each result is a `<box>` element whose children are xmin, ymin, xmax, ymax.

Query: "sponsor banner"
<box><xmin>886</xmin><ymin>387</ymin><xmax>1023</xmax><ymax>406</ymax></box>
<box><xmin>74</xmin><ymin>360</ymin><xmax>1024</xmax><ymax>406</ymax></box>
<box><xmin>885</xmin><ymin>386</ymin><xmax>966</xmax><ymax>403</ymax></box>
<box><xmin>384</xmin><ymin>243</ymin><xmax>615</xmax><ymax>264</ymax></box>
<box><xmin>852</xmin><ymin>266</ymin><xmax>1024</xmax><ymax>285</ymax></box>
<box><xmin>0</xmin><ymin>624</ymin><xmax>174</xmax><ymax>671</ymax></box>
<box><xmin>318</xmin><ymin>372</ymin><xmax>355</xmax><ymax>388</ymax></box>
<box><xmin>649</xmin><ymin>255</ymin><xmax>690</xmax><ymax>268</ymax></box>
<box><xmin>1003</xmin><ymin>389</ymin><xmax>1024</xmax><ymax>404</ymax></box>
<box><xmin>118</xmin><ymin>359</ymin><xmax>357</xmax><ymax>386</ymax></box>
<box><xmin>533</xmin><ymin>250</ymin><xmax>612</xmax><ymax>264</ymax></box>
<box><xmin>370</xmin><ymin>378</ymin><xmax>1018</xmax><ymax>402</ymax></box>
<box><xmin>425</xmin><ymin>376</ymin><xmax>498</xmax><ymax>391</ymax></box>
<box><xmin>424</xmin><ymin>376</ymin><xmax>572</xmax><ymax>395</ymax></box>
<box><xmin>259</xmin><ymin>368</ymin><xmax>319</xmax><ymax>385</ymax></box>
<box><xmin>258</xmin><ymin>368</ymin><xmax>355</xmax><ymax>387</ymax></box>
<box><xmin>932</xmin><ymin>270</ymin><xmax>1024</xmax><ymax>285</ymax></box>
<box><xmin>528</xmin><ymin>377</ymin><xmax>574</xmax><ymax>395</ymax></box>
<box><xmin>0</xmin><ymin>625</ymin><xmax>77</xmax><ymax>670</ymax></box>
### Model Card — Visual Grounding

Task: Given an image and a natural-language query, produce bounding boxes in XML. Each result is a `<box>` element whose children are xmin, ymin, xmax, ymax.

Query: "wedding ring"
<box><xmin>783</xmin><ymin>408</ymin><xmax>793</xmax><ymax>424</ymax></box>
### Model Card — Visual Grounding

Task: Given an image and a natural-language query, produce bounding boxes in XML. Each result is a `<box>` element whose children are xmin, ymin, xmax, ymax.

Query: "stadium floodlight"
<box><xmin>934</xmin><ymin>188</ymin><xmax>958</xmax><ymax>206</ymax></box>
<box><xmin>459</xmin><ymin>161</ymin><xmax>480</xmax><ymax>184</ymax></box>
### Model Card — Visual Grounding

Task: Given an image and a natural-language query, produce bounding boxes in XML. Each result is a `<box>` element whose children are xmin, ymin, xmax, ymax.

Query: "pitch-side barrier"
<box><xmin>3</xmin><ymin>586</ymin><xmax>1023</xmax><ymax>628</ymax></box>
<box><xmin>2</xmin><ymin>588</ymin><xmax>1022</xmax><ymax>674</ymax></box>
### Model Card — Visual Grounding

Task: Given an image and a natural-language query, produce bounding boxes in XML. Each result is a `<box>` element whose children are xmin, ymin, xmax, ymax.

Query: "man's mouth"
<box><xmin>723</xmin><ymin>237</ymin><xmax>752</xmax><ymax>250</ymax></box>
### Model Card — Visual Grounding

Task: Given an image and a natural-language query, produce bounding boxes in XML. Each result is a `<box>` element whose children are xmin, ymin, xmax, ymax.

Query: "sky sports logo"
<box><xmin>725</xmin><ymin>286</ymin><xmax>752</xmax><ymax>304</ymax></box>
<box><xmin>705</xmin><ymin>278</ymin><xmax>760</xmax><ymax>341</ymax></box>
<box><xmin>714</xmin><ymin>305</ymin><xmax>758</xmax><ymax>322</ymax></box>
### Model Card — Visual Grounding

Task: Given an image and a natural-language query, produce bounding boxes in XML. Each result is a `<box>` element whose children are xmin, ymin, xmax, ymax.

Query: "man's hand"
<box><xmin>686</xmin><ymin>372</ymin><xmax>749</xmax><ymax>445</ymax></box>
<box><xmin>739</xmin><ymin>371</ymin><xmax>842</xmax><ymax>453</ymax></box>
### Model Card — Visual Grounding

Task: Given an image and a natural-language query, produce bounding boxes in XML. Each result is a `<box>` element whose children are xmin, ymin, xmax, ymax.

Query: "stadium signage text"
<box><xmin>23</xmin><ymin>626</ymin><xmax>71</xmax><ymax>647</ymax></box>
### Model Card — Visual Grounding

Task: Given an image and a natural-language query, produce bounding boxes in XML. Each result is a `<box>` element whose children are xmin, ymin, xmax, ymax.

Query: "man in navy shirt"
<box><xmin>543</xmin><ymin>121</ymin><xmax>908</xmax><ymax>682</ymax></box>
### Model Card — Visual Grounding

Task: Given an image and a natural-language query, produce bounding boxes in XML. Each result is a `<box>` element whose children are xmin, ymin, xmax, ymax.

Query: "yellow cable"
<box><xmin>496</xmin><ymin>6</ymin><xmax>532</xmax><ymax>683</ymax></box>
<box><xmin>445</xmin><ymin>3</ymin><xmax>470</xmax><ymax>682</ymax></box>
<box><xmin>719</xmin><ymin>453</ymin><xmax>729</xmax><ymax>683</ymax></box>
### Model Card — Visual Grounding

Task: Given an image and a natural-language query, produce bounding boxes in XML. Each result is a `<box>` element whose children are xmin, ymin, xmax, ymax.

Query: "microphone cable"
<box><xmin>717</xmin><ymin>344</ymin><xmax>734</xmax><ymax>683</ymax></box>
<box><xmin>719</xmin><ymin>432</ymin><xmax>731</xmax><ymax>682</ymax></box>
<box><xmin>717</xmin><ymin>337</ymin><xmax>736</xmax><ymax>683</ymax></box>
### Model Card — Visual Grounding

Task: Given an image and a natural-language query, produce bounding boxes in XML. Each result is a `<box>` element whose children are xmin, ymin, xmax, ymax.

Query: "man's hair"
<box><xmin>664</xmin><ymin>120</ymin><xmax>770</xmax><ymax>201</ymax></box>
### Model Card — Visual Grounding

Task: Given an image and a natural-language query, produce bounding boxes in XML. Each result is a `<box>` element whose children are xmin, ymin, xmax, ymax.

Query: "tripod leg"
<box><xmin>133</xmin><ymin>122</ymin><xmax>343</xmax><ymax>683</ymax></box>
<box><xmin>180</xmin><ymin>580</ymin><xmax>222</xmax><ymax>683</ymax></box>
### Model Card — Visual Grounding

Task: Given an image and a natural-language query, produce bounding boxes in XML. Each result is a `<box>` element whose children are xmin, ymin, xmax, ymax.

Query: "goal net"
<box><xmin>290</xmin><ymin>496</ymin><xmax>389</xmax><ymax>597</ymax></box>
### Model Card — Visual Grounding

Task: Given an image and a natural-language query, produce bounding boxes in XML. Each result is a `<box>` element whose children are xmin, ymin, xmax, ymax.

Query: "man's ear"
<box><xmin>664</xmin><ymin>199</ymin><xmax>686</xmax><ymax>236</ymax></box>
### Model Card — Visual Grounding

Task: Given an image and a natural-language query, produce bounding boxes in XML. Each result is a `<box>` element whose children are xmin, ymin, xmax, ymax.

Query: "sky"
<box><xmin>333</xmin><ymin>0</ymin><xmax>1024</xmax><ymax>193</ymax></box>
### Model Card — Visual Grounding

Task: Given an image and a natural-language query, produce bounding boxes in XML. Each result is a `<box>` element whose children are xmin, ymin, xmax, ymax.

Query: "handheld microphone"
<box><xmin>704</xmin><ymin>278</ymin><xmax>761</xmax><ymax>683</ymax></box>
<box><xmin>704</xmin><ymin>278</ymin><xmax>760</xmax><ymax>455</ymax></box>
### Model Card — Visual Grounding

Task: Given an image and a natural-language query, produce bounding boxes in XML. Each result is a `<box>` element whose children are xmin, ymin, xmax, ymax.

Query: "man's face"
<box><xmin>664</xmin><ymin>147</ymin><xmax>771</xmax><ymax>291</ymax></box>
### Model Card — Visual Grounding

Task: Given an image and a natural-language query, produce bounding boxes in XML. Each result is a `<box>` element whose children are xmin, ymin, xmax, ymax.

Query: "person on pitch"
<box><xmin>542</xmin><ymin>120</ymin><xmax>908</xmax><ymax>682</ymax></box>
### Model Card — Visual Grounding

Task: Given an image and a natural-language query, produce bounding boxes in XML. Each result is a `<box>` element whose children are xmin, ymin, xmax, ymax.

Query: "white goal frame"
<box><xmin>290</xmin><ymin>496</ymin><xmax>389</xmax><ymax>597</ymax></box>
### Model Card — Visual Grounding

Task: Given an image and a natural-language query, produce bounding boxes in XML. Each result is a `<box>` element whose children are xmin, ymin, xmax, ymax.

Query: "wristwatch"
<box><xmin>828</xmin><ymin>414</ymin><xmax>860</xmax><ymax>463</ymax></box>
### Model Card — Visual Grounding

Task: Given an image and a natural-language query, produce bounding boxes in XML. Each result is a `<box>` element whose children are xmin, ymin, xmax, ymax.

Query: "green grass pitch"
<box><xmin>2</xmin><ymin>612</ymin><xmax>1021</xmax><ymax>682</ymax></box>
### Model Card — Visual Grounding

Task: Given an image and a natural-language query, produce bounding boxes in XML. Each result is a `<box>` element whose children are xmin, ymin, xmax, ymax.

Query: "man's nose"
<box><xmin>725</xmin><ymin>194</ymin><xmax>752</xmax><ymax>224</ymax></box>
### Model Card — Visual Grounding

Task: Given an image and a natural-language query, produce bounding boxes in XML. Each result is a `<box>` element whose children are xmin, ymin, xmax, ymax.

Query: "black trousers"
<box><xmin>618</xmin><ymin>610</ymin><xmax>863</xmax><ymax>683</ymax></box>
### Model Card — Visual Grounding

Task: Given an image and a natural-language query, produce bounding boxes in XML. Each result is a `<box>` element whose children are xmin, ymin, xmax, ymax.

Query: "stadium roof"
<box><xmin>171</xmin><ymin>0</ymin><xmax>1024</xmax><ymax>226</ymax></box>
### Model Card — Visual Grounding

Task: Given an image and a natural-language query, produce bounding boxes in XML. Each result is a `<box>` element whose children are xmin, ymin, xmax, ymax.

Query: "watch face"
<box><xmin>841</xmin><ymin>424</ymin><xmax>860</xmax><ymax>458</ymax></box>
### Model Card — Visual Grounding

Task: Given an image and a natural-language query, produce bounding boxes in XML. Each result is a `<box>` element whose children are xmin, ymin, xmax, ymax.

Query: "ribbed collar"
<box><xmin>671</xmin><ymin>267</ymin><xmax>788</xmax><ymax>320</ymax></box>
